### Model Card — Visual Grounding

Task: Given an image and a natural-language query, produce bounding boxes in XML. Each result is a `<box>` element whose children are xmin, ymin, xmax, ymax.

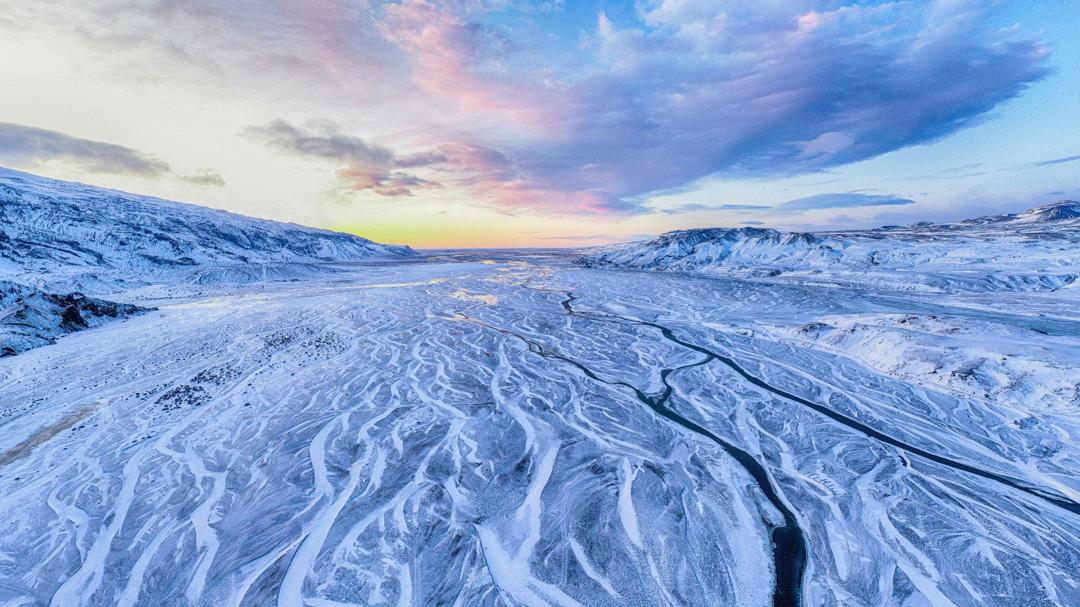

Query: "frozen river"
<box><xmin>1</xmin><ymin>252</ymin><xmax>1078</xmax><ymax>606</ymax></box>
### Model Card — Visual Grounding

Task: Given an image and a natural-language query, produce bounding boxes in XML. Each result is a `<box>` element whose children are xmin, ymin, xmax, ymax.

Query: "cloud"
<box><xmin>798</xmin><ymin>132</ymin><xmax>856</xmax><ymax>158</ymax></box>
<box><xmin>660</xmin><ymin>203</ymin><xmax>712</xmax><ymax>215</ymax></box>
<box><xmin>244</xmin><ymin>120</ymin><xmax>395</xmax><ymax>166</ymax></box>
<box><xmin>179</xmin><ymin>169</ymin><xmax>226</xmax><ymax>187</ymax></box>
<box><xmin>0</xmin><ymin>122</ymin><xmax>171</xmax><ymax>177</ymax></box>
<box><xmin>938</xmin><ymin>163</ymin><xmax>984</xmax><ymax>175</ymax></box>
<box><xmin>2</xmin><ymin>1</ymin><xmax>397</xmax><ymax>95</ymax></box>
<box><xmin>659</xmin><ymin>202</ymin><xmax>772</xmax><ymax>215</ymax></box>
<box><xmin>927</xmin><ymin>163</ymin><xmax>986</xmax><ymax>179</ymax></box>
<box><xmin>396</xmin><ymin>151</ymin><xmax>449</xmax><ymax>168</ymax></box>
<box><xmin>336</xmin><ymin>168</ymin><xmax>440</xmax><ymax>197</ymax></box>
<box><xmin>375</xmin><ymin>0</ymin><xmax>1050</xmax><ymax>213</ymax></box>
<box><xmin>1033</xmin><ymin>153</ymin><xmax>1080</xmax><ymax>167</ymax></box>
<box><xmin>244</xmin><ymin>120</ymin><xmax>443</xmax><ymax>196</ymax></box>
<box><xmin>0</xmin><ymin>122</ymin><xmax>226</xmax><ymax>187</ymax></box>
<box><xmin>9</xmin><ymin>1</ymin><xmax>1053</xmax><ymax>215</ymax></box>
<box><xmin>779</xmin><ymin>192</ymin><xmax>914</xmax><ymax>211</ymax></box>
<box><xmin>379</xmin><ymin>0</ymin><xmax>563</xmax><ymax>127</ymax></box>
<box><xmin>889</xmin><ymin>162</ymin><xmax>987</xmax><ymax>182</ymax></box>
<box><xmin>718</xmin><ymin>204</ymin><xmax>771</xmax><ymax>210</ymax></box>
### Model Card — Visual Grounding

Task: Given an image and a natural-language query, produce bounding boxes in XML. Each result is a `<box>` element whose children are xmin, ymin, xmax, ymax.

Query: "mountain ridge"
<box><xmin>0</xmin><ymin>167</ymin><xmax>416</xmax><ymax>285</ymax></box>
<box><xmin>0</xmin><ymin>166</ymin><xmax>418</xmax><ymax>355</ymax></box>
<box><xmin>577</xmin><ymin>198</ymin><xmax>1080</xmax><ymax>292</ymax></box>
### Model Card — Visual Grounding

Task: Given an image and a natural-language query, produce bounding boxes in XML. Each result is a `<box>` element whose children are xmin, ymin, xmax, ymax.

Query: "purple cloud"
<box><xmin>12</xmin><ymin>1</ymin><xmax>1053</xmax><ymax>214</ymax></box>
<box><xmin>244</xmin><ymin>120</ymin><xmax>442</xmax><ymax>197</ymax></box>
<box><xmin>379</xmin><ymin>0</ymin><xmax>1050</xmax><ymax>213</ymax></box>
<box><xmin>778</xmin><ymin>192</ymin><xmax>914</xmax><ymax>211</ymax></box>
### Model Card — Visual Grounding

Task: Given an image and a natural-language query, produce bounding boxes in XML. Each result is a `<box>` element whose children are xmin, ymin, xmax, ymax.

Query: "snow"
<box><xmin>578</xmin><ymin>200</ymin><xmax>1080</xmax><ymax>294</ymax></box>
<box><xmin>617</xmin><ymin>458</ymin><xmax>643</xmax><ymax>550</ymax></box>
<box><xmin>0</xmin><ymin>167</ymin><xmax>417</xmax><ymax>358</ymax></box>
<box><xmin>763</xmin><ymin>312</ymin><xmax>1080</xmax><ymax>413</ymax></box>
<box><xmin>0</xmin><ymin>166</ymin><xmax>416</xmax><ymax>294</ymax></box>
<box><xmin>0</xmin><ymin>280</ymin><xmax>148</xmax><ymax>356</ymax></box>
<box><xmin>0</xmin><ymin>170</ymin><xmax>1078</xmax><ymax>606</ymax></box>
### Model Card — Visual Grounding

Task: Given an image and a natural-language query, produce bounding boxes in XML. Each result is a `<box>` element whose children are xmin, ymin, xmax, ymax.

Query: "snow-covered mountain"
<box><xmin>578</xmin><ymin>200</ymin><xmax>1080</xmax><ymax>292</ymax></box>
<box><xmin>579</xmin><ymin>227</ymin><xmax>839</xmax><ymax>271</ymax></box>
<box><xmin>955</xmin><ymin>199</ymin><xmax>1080</xmax><ymax>225</ymax></box>
<box><xmin>0</xmin><ymin>167</ymin><xmax>418</xmax><ymax>355</ymax></box>
<box><xmin>0</xmin><ymin>167</ymin><xmax>416</xmax><ymax>288</ymax></box>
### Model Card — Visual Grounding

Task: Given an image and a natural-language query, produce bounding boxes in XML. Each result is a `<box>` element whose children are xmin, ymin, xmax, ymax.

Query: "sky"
<box><xmin>0</xmin><ymin>0</ymin><xmax>1077</xmax><ymax>248</ymax></box>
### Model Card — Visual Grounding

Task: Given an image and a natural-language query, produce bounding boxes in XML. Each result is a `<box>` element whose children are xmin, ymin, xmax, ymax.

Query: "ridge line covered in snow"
<box><xmin>577</xmin><ymin>200</ymin><xmax>1080</xmax><ymax>293</ymax></box>
<box><xmin>0</xmin><ymin>167</ymin><xmax>417</xmax><ymax>355</ymax></box>
<box><xmin>0</xmin><ymin>166</ymin><xmax>417</xmax><ymax>291</ymax></box>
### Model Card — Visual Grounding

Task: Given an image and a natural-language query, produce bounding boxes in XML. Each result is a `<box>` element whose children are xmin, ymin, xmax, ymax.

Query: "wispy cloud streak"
<box><xmin>779</xmin><ymin>192</ymin><xmax>914</xmax><ymax>210</ymax></box>
<box><xmin>0</xmin><ymin>122</ymin><xmax>224</xmax><ymax>186</ymax></box>
<box><xmin>244</xmin><ymin>120</ymin><xmax>442</xmax><ymax>196</ymax></box>
<box><xmin>1033</xmin><ymin>153</ymin><xmax>1080</xmax><ymax>167</ymax></box>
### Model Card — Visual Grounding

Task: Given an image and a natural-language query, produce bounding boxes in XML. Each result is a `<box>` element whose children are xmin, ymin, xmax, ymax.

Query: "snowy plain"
<box><xmin>0</xmin><ymin>171</ymin><xmax>1078</xmax><ymax>606</ymax></box>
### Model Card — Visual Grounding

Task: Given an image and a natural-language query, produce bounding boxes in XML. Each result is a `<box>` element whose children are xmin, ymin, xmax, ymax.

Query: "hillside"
<box><xmin>578</xmin><ymin>201</ymin><xmax>1080</xmax><ymax>293</ymax></box>
<box><xmin>0</xmin><ymin>167</ymin><xmax>416</xmax><ymax>289</ymax></box>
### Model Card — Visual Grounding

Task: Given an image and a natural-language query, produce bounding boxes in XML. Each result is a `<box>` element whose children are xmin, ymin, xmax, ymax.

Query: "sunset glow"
<box><xmin>1</xmin><ymin>1</ymin><xmax>1078</xmax><ymax>247</ymax></box>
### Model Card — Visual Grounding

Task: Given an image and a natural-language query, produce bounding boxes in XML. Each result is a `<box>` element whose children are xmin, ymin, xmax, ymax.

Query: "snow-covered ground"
<box><xmin>762</xmin><ymin>312</ymin><xmax>1079</xmax><ymax>413</ymax></box>
<box><xmin>0</xmin><ymin>168</ymin><xmax>416</xmax><ymax>362</ymax></box>
<box><xmin>1</xmin><ymin>171</ymin><xmax>1078</xmax><ymax>606</ymax></box>
<box><xmin>1</xmin><ymin>258</ymin><xmax>1078</xmax><ymax>606</ymax></box>
<box><xmin>577</xmin><ymin>201</ymin><xmax>1080</xmax><ymax>420</ymax></box>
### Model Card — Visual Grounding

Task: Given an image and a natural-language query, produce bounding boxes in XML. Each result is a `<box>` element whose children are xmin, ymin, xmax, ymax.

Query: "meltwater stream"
<box><xmin>458</xmin><ymin>288</ymin><xmax>809</xmax><ymax>607</ymax></box>
<box><xmin>3</xmin><ymin>255</ymin><xmax>1079</xmax><ymax>606</ymax></box>
<box><xmin>550</xmin><ymin>288</ymin><xmax>1080</xmax><ymax>519</ymax></box>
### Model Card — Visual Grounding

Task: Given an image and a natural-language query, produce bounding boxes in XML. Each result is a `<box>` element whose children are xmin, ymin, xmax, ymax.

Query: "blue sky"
<box><xmin>0</xmin><ymin>0</ymin><xmax>1076</xmax><ymax>246</ymax></box>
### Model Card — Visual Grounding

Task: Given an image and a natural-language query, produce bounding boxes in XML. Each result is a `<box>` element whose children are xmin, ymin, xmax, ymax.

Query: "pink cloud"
<box><xmin>379</xmin><ymin>0</ymin><xmax>571</xmax><ymax>132</ymax></box>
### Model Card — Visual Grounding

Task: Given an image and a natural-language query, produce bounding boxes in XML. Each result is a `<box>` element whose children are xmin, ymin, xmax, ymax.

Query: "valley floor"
<box><xmin>1</xmin><ymin>252</ymin><xmax>1078</xmax><ymax>606</ymax></box>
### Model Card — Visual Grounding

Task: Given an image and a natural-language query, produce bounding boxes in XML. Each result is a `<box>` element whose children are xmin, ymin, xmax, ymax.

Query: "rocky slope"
<box><xmin>0</xmin><ymin>280</ymin><xmax>148</xmax><ymax>356</ymax></box>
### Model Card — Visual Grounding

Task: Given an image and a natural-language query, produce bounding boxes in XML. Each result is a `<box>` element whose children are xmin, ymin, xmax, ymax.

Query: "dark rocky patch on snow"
<box><xmin>0</xmin><ymin>281</ymin><xmax>150</xmax><ymax>356</ymax></box>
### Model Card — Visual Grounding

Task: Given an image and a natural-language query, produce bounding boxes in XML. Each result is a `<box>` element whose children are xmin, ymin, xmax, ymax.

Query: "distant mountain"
<box><xmin>0</xmin><ymin>167</ymin><xmax>416</xmax><ymax>284</ymax></box>
<box><xmin>577</xmin><ymin>200</ymin><xmax>1080</xmax><ymax>292</ymax></box>
<box><xmin>1010</xmin><ymin>200</ymin><xmax>1080</xmax><ymax>223</ymax></box>
<box><xmin>578</xmin><ymin>227</ymin><xmax>839</xmax><ymax>272</ymax></box>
